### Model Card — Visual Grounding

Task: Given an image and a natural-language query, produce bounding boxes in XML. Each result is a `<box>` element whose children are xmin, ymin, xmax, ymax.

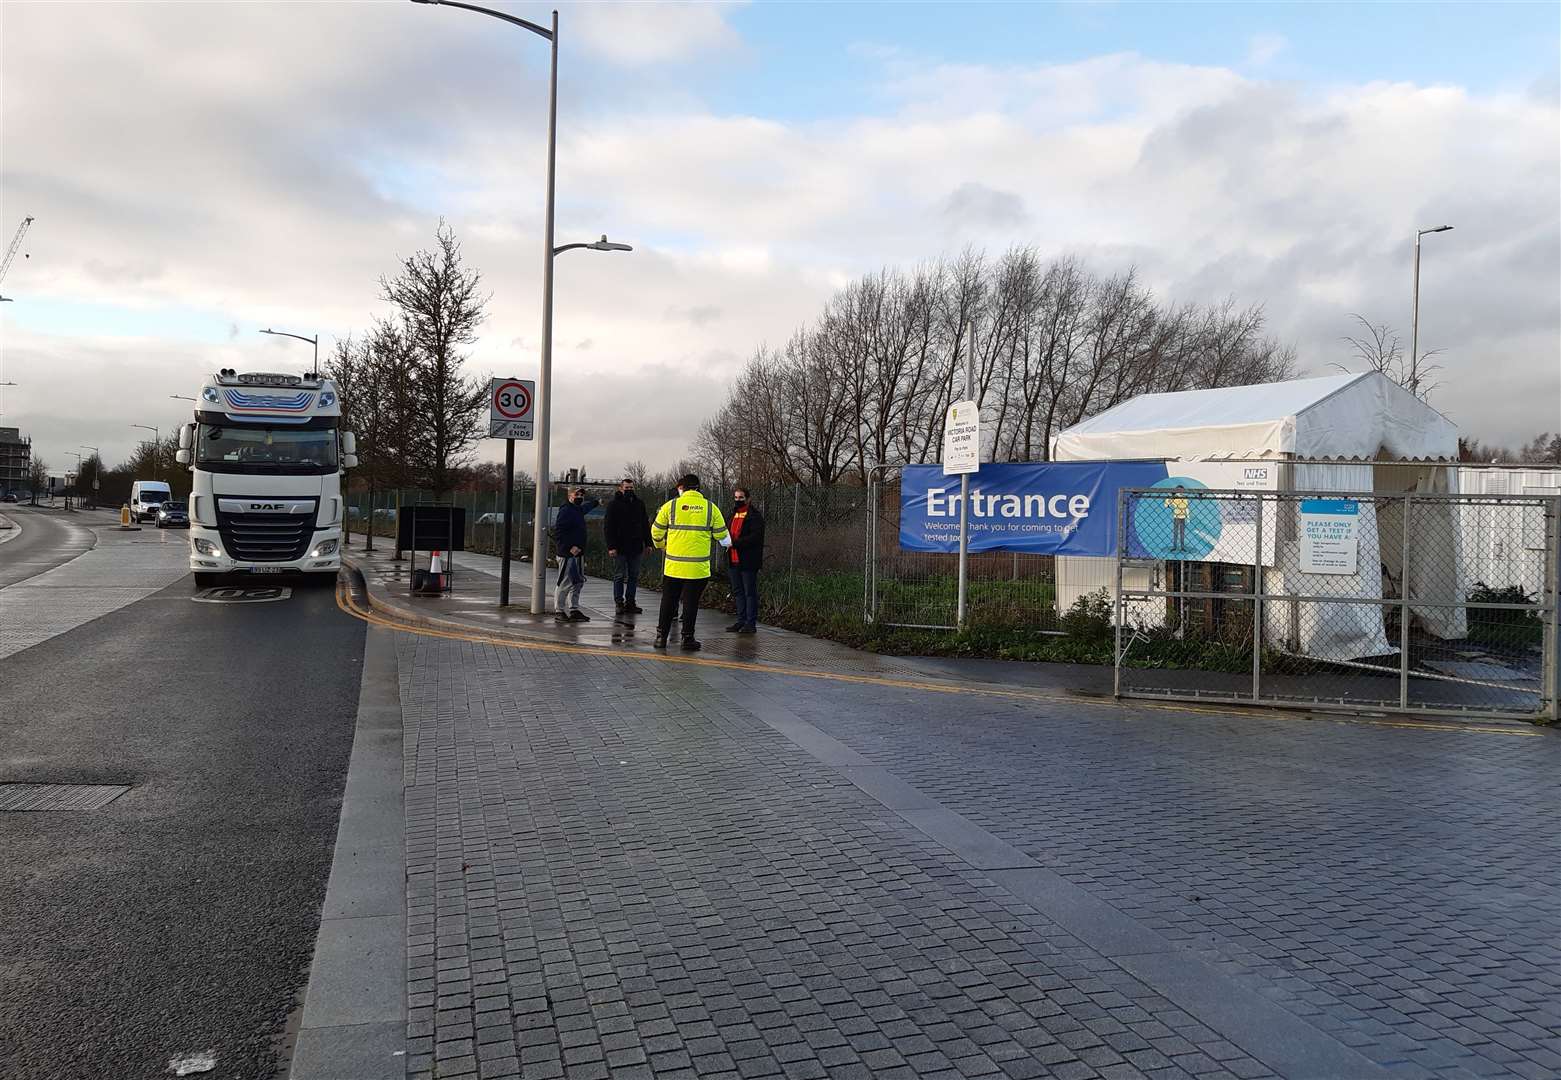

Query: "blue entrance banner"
<box><xmin>898</xmin><ymin>462</ymin><xmax>1168</xmax><ymax>555</ymax></box>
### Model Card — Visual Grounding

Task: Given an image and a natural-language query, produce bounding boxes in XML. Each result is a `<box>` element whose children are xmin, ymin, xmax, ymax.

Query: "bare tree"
<box><xmin>381</xmin><ymin>220</ymin><xmax>489</xmax><ymax>496</ymax></box>
<box><xmin>690</xmin><ymin>250</ymin><xmax>1299</xmax><ymax>483</ymax></box>
<box><xmin>28</xmin><ymin>457</ymin><xmax>48</xmax><ymax>504</ymax></box>
<box><xmin>1339</xmin><ymin>313</ymin><xmax>1439</xmax><ymax>399</ymax></box>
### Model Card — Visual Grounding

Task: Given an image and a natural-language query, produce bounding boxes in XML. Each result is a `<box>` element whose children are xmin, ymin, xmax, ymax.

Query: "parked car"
<box><xmin>156</xmin><ymin>500</ymin><xmax>190</xmax><ymax>529</ymax></box>
<box><xmin>1</xmin><ymin>493</ymin><xmax>16</xmax><ymax>503</ymax></box>
<box><xmin>475</xmin><ymin>512</ymin><xmax>512</xmax><ymax>526</ymax></box>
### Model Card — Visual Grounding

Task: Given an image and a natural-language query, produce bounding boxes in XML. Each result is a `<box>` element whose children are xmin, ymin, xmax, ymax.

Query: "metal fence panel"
<box><xmin>865</xmin><ymin>465</ymin><xmax>1072</xmax><ymax>632</ymax></box>
<box><xmin>1115</xmin><ymin>487</ymin><xmax>1559</xmax><ymax>721</ymax></box>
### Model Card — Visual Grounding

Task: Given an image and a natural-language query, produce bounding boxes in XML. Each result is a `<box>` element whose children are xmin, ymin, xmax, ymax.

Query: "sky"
<box><xmin>2</xmin><ymin>0</ymin><xmax>1558</xmax><ymax>478</ymax></box>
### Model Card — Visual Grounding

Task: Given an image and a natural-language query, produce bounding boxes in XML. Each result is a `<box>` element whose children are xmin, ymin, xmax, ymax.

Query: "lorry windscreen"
<box><xmin>197</xmin><ymin>425</ymin><xmax>338</xmax><ymax>474</ymax></box>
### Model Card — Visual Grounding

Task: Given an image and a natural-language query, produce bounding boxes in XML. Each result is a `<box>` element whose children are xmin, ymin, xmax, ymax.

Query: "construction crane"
<box><xmin>0</xmin><ymin>216</ymin><xmax>35</xmax><ymax>297</ymax></box>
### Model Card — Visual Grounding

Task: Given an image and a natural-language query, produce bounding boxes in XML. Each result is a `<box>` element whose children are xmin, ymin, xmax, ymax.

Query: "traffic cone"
<box><xmin>429</xmin><ymin>549</ymin><xmax>445</xmax><ymax>591</ymax></box>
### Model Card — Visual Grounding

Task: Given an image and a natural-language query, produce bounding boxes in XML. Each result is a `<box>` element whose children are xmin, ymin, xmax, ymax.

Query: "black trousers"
<box><xmin>657</xmin><ymin>576</ymin><xmax>708</xmax><ymax>640</ymax></box>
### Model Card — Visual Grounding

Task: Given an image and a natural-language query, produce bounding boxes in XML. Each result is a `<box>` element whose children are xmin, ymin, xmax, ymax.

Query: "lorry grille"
<box><xmin>217</xmin><ymin>505</ymin><xmax>315</xmax><ymax>562</ymax></box>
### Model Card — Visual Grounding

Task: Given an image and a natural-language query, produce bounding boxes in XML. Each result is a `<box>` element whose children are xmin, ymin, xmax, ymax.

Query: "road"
<box><xmin>0</xmin><ymin>504</ymin><xmax>100</xmax><ymax>589</ymax></box>
<box><xmin>0</xmin><ymin>543</ymin><xmax>364</xmax><ymax>1080</ymax></box>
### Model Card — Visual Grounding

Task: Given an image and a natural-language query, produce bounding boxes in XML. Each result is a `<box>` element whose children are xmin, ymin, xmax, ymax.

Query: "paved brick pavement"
<box><xmin>770</xmin><ymin>673</ymin><xmax>1561</xmax><ymax>1080</ymax></box>
<box><xmin>385</xmin><ymin>621</ymin><xmax>1559</xmax><ymax>1080</ymax></box>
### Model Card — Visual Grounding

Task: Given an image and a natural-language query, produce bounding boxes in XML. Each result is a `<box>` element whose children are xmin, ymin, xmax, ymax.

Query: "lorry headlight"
<box><xmin>193</xmin><ymin>538</ymin><xmax>220</xmax><ymax>556</ymax></box>
<box><xmin>309</xmin><ymin>539</ymin><xmax>339</xmax><ymax>558</ymax></box>
<box><xmin>201</xmin><ymin>387</ymin><xmax>220</xmax><ymax>404</ymax></box>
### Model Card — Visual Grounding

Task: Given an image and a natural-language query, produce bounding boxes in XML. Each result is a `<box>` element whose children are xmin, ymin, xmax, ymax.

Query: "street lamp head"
<box><xmin>587</xmin><ymin>235</ymin><xmax>633</xmax><ymax>252</ymax></box>
<box><xmin>1418</xmin><ymin>224</ymin><xmax>1454</xmax><ymax>237</ymax></box>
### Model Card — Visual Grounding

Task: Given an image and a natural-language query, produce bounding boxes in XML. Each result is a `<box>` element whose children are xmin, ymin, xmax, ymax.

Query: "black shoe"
<box><xmin>569</xmin><ymin>610</ymin><xmax>590</xmax><ymax>622</ymax></box>
<box><xmin>554</xmin><ymin>610</ymin><xmax>570</xmax><ymax>623</ymax></box>
<box><xmin>736</xmin><ymin>625</ymin><xmax>757</xmax><ymax>635</ymax></box>
<box><xmin>653</xmin><ymin>633</ymin><xmax>668</xmax><ymax>648</ymax></box>
<box><xmin>681</xmin><ymin>639</ymin><xmax>701</xmax><ymax>651</ymax></box>
<box><xmin>628</xmin><ymin>604</ymin><xmax>643</xmax><ymax>614</ymax></box>
<box><xmin>726</xmin><ymin>622</ymin><xmax>743</xmax><ymax>632</ymax></box>
<box><xmin>615</xmin><ymin>600</ymin><xmax>625</xmax><ymax>612</ymax></box>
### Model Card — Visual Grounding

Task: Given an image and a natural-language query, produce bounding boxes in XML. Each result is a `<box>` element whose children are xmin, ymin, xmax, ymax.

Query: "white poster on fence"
<box><xmin>1298</xmin><ymin>498</ymin><xmax>1360</xmax><ymax>574</ymax></box>
<box><xmin>1160</xmin><ymin>459</ymin><xmax>1280</xmax><ymax>566</ymax></box>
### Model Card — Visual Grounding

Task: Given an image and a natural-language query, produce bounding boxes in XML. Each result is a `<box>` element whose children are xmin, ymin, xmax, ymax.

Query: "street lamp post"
<box><xmin>81</xmin><ymin>445</ymin><xmax>101</xmax><ymax>507</ymax></box>
<box><xmin>65</xmin><ymin>451</ymin><xmax>81</xmax><ymax>511</ymax></box>
<box><xmin>1410</xmin><ymin>224</ymin><xmax>1453</xmax><ymax>397</ymax></box>
<box><xmin>132</xmin><ymin>424</ymin><xmax>161</xmax><ymax>481</ymax></box>
<box><xmin>410</xmin><ymin>1</ymin><xmax>632</xmax><ymax>613</ymax></box>
<box><xmin>259</xmin><ymin>328</ymin><xmax>319</xmax><ymax>378</ymax></box>
<box><xmin>170</xmin><ymin>394</ymin><xmax>196</xmax><ymax>402</ymax></box>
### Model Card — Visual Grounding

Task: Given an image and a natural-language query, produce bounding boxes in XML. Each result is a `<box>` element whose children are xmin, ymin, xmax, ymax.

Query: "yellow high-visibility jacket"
<box><xmin>652</xmin><ymin>490</ymin><xmax>730</xmax><ymax>580</ymax></box>
<box><xmin>1163</xmin><ymin>495</ymin><xmax>1190</xmax><ymax>520</ymax></box>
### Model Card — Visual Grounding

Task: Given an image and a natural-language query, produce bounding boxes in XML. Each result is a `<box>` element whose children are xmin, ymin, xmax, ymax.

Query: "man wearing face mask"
<box><xmin>552</xmin><ymin>486</ymin><xmax>598</xmax><ymax>622</ymax></box>
<box><xmin>725</xmin><ymin>486</ymin><xmax>765</xmax><ymax>635</ymax></box>
<box><xmin>603</xmin><ymin>477</ymin><xmax>654</xmax><ymax>615</ymax></box>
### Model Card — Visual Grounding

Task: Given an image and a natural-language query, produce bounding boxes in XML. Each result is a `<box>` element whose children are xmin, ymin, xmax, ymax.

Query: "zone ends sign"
<box><xmin>489</xmin><ymin>378</ymin><xmax>535</xmax><ymax>440</ymax></box>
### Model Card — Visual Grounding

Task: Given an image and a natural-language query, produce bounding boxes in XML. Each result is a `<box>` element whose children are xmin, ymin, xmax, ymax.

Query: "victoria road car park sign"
<box><xmin>489</xmin><ymin>378</ymin><xmax>535</xmax><ymax>440</ymax></box>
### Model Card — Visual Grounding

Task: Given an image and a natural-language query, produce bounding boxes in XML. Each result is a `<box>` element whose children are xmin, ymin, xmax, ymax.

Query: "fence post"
<box><xmin>1113</xmin><ymin>489</ymin><xmax>1125</xmax><ymax>699</ymax></box>
<box><xmin>788</xmin><ymin>483</ymin><xmax>800</xmax><ymax>609</ymax></box>
<box><xmin>1399</xmin><ymin>493</ymin><xmax>1413</xmax><ymax>710</ymax></box>
<box><xmin>1547</xmin><ymin>495</ymin><xmax>1560</xmax><ymax>721</ymax></box>
<box><xmin>1251</xmin><ymin>494</ymin><xmax>1263</xmax><ymax>703</ymax></box>
<box><xmin>863</xmin><ymin>472</ymin><xmax>874</xmax><ymax>624</ymax></box>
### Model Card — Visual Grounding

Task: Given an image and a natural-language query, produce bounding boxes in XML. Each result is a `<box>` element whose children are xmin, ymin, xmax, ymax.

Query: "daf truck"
<box><xmin>176</xmin><ymin>368</ymin><xmax>357</xmax><ymax>588</ymax></box>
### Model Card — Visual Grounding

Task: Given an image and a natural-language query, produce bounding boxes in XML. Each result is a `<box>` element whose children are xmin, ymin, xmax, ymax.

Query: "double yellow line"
<box><xmin>333</xmin><ymin>580</ymin><xmax>1541</xmax><ymax>738</ymax></box>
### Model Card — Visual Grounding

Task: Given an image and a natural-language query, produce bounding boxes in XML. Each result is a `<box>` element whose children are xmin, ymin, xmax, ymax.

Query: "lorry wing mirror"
<box><xmin>341</xmin><ymin>431</ymin><xmax>357</xmax><ymax>454</ymax></box>
<box><xmin>176</xmin><ymin>448</ymin><xmax>191</xmax><ymax>465</ymax></box>
<box><xmin>342</xmin><ymin>453</ymin><xmax>359</xmax><ymax>469</ymax></box>
<box><xmin>178</xmin><ymin>423</ymin><xmax>194</xmax><ymax>450</ymax></box>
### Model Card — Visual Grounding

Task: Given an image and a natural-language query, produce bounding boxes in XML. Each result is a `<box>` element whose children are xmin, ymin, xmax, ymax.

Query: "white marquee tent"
<box><xmin>1051</xmin><ymin>372</ymin><xmax>1465</xmax><ymax>661</ymax></box>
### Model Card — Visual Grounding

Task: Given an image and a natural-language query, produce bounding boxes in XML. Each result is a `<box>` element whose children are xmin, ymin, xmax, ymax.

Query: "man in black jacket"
<box><xmin>552</xmin><ymin>486</ymin><xmax>598</xmax><ymax>621</ymax></box>
<box><xmin>725</xmin><ymin>486</ymin><xmax>765</xmax><ymax>634</ymax></box>
<box><xmin>602</xmin><ymin>478</ymin><xmax>653</xmax><ymax>614</ymax></box>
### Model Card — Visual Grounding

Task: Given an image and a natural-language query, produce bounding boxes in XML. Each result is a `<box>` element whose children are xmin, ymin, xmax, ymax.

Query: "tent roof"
<box><xmin>1052</xmin><ymin>372</ymin><xmax>1458</xmax><ymax>462</ymax></box>
<box><xmin>1061</xmin><ymin>372</ymin><xmax>1364</xmax><ymax>436</ymax></box>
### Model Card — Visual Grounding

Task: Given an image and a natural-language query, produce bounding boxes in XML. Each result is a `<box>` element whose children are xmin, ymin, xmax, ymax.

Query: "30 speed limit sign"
<box><xmin>488</xmin><ymin>378</ymin><xmax>535</xmax><ymax>439</ymax></box>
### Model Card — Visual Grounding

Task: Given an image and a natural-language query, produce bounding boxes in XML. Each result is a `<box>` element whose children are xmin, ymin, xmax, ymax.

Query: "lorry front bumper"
<box><xmin>188</xmin><ymin>526</ymin><xmax>342</xmax><ymax>575</ymax></box>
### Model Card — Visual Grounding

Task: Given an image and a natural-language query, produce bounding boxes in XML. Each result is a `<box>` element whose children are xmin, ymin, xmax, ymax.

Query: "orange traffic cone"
<box><xmin>429</xmin><ymin>549</ymin><xmax>445</xmax><ymax>591</ymax></box>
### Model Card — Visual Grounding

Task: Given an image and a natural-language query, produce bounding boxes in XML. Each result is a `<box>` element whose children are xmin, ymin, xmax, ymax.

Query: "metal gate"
<box><xmin>1114</xmin><ymin>488</ymin><xmax>1560</xmax><ymax>721</ymax></box>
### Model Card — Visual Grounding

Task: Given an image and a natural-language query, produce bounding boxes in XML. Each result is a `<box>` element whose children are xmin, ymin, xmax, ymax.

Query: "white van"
<box><xmin>130</xmin><ymin>480</ymin><xmax>172</xmax><ymax>523</ymax></box>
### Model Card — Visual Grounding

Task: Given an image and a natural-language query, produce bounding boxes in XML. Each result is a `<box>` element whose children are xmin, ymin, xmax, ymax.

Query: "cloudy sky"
<box><xmin>2</xmin><ymin>0</ymin><xmax>1557</xmax><ymax>477</ymax></box>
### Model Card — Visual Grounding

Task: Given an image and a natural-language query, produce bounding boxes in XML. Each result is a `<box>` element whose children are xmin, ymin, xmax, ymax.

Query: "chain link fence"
<box><xmin>1114</xmin><ymin>487</ymin><xmax>1560</xmax><ymax>720</ymax></box>
<box><xmin>866</xmin><ymin>465</ymin><xmax>1106</xmax><ymax>631</ymax></box>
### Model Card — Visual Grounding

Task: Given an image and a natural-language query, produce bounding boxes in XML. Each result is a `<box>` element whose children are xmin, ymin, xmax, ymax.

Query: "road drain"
<box><xmin>0</xmin><ymin>783</ymin><xmax>131</xmax><ymax>811</ymax></box>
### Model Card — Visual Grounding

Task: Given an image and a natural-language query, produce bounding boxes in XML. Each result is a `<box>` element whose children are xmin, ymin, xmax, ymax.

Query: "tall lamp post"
<box><xmin>81</xmin><ymin>444</ymin><xmax>101</xmax><ymax>507</ymax></box>
<box><xmin>1409</xmin><ymin>224</ymin><xmax>1453</xmax><ymax>397</ymax></box>
<box><xmin>65</xmin><ymin>451</ymin><xmax>81</xmax><ymax>510</ymax></box>
<box><xmin>170</xmin><ymin>394</ymin><xmax>196</xmax><ymax>402</ymax></box>
<box><xmin>132</xmin><ymin>424</ymin><xmax>161</xmax><ymax>481</ymax></box>
<box><xmin>259</xmin><ymin>328</ymin><xmax>319</xmax><ymax>378</ymax></box>
<box><xmin>409</xmin><ymin>1</ymin><xmax>632</xmax><ymax>613</ymax></box>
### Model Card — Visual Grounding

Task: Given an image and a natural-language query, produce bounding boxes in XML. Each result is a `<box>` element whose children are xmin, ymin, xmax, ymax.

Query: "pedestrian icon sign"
<box><xmin>489</xmin><ymin>378</ymin><xmax>535</xmax><ymax>440</ymax></box>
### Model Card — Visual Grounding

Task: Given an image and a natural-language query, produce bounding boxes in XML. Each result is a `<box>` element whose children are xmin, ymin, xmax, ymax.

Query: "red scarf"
<box><xmin>729</xmin><ymin>508</ymin><xmax>747</xmax><ymax>564</ymax></box>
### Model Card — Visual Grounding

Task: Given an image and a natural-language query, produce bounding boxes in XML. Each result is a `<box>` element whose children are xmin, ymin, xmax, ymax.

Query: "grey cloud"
<box><xmin>941</xmin><ymin>183</ymin><xmax>1029</xmax><ymax>229</ymax></box>
<box><xmin>83</xmin><ymin>259</ymin><xmax>164</xmax><ymax>286</ymax></box>
<box><xmin>665</xmin><ymin>305</ymin><xmax>723</xmax><ymax>326</ymax></box>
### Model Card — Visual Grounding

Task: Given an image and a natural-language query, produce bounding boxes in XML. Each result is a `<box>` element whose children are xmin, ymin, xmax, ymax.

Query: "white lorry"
<box><xmin>176</xmin><ymin>368</ymin><xmax>357</xmax><ymax>588</ymax></box>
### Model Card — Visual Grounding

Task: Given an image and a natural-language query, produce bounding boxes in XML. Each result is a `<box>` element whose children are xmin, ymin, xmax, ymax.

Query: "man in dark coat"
<box><xmin>725</xmin><ymin>485</ymin><xmax>765</xmax><ymax>634</ymax></box>
<box><xmin>603</xmin><ymin>477</ymin><xmax>653</xmax><ymax>614</ymax></box>
<box><xmin>552</xmin><ymin>486</ymin><xmax>598</xmax><ymax>621</ymax></box>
